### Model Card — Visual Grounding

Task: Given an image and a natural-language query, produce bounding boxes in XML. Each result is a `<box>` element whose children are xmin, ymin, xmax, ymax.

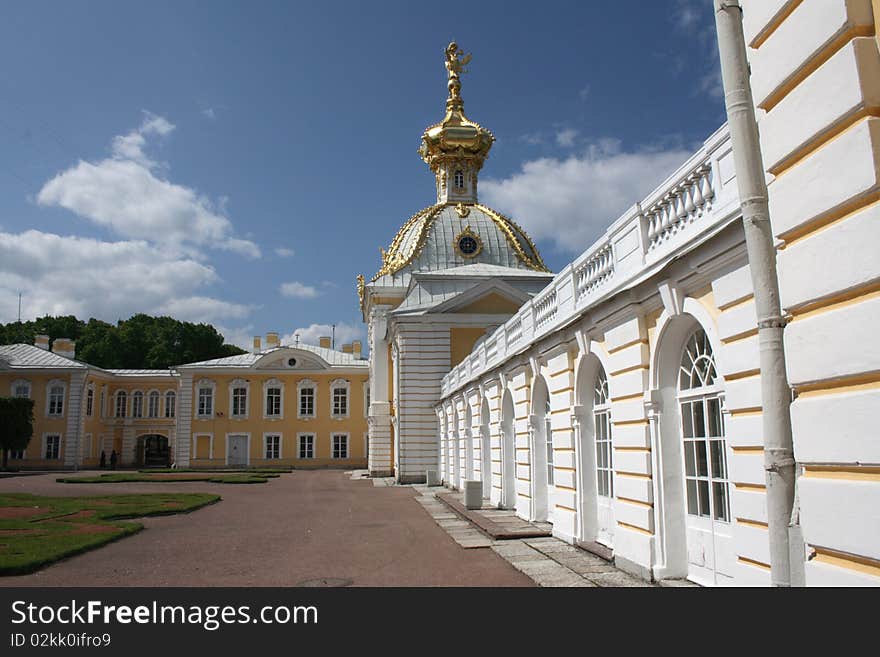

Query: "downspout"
<box><xmin>714</xmin><ymin>0</ymin><xmax>797</xmax><ymax>586</ymax></box>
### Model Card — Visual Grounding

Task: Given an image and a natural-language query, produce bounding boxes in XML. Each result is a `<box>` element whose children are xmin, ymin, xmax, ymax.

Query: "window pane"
<box><xmin>698</xmin><ymin>480</ymin><xmax>711</xmax><ymax>517</ymax></box>
<box><xmin>713</xmin><ymin>482</ymin><xmax>729</xmax><ymax>522</ymax></box>
<box><xmin>693</xmin><ymin>401</ymin><xmax>706</xmax><ymax>438</ymax></box>
<box><xmin>696</xmin><ymin>440</ymin><xmax>708</xmax><ymax>477</ymax></box>
<box><xmin>707</xmin><ymin>397</ymin><xmax>722</xmax><ymax>437</ymax></box>
<box><xmin>710</xmin><ymin>439</ymin><xmax>727</xmax><ymax>480</ymax></box>
<box><xmin>681</xmin><ymin>402</ymin><xmax>693</xmax><ymax>438</ymax></box>
<box><xmin>684</xmin><ymin>441</ymin><xmax>696</xmax><ymax>477</ymax></box>
<box><xmin>686</xmin><ymin>479</ymin><xmax>698</xmax><ymax>515</ymax></box>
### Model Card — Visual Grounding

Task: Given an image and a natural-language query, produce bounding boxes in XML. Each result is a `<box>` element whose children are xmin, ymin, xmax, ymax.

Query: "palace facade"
<box><xmin>363</xmin><ymin>1</ymin><xmax>880</xmax><ymax>587</ymax></box>
<box><xmin>0</xmin><ymin>333</ymin><xmax>369</xmax><ymax>470</ymax></box>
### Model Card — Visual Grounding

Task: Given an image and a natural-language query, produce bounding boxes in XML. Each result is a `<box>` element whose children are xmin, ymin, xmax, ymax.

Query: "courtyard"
<box><xmin>0</xmin><ymin>470</ymin><xmax>534</xmax><ymax>587</ymax></box>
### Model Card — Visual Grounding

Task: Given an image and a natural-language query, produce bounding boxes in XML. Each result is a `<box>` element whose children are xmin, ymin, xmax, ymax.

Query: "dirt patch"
<box><xmin>65</xmin><ymin>524</ymin><xmax>119</xmax><ymax>536</ymax></box>
<box><xmin>0</xmin><ymin>507</ymin><xmax>43</xmax><ymax>520</ymax></box>
<box><xmin>161</xmin><ymin>502</ymin><xmax>183</xmax><ymax>509</ymax></box>
<box><xmin>0</xmin><ymin>529</ymin><xmax>42</xmax><ymax>536</ymax></box>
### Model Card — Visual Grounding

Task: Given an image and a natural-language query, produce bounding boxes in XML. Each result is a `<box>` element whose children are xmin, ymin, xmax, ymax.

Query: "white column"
<box><xmin>175</xmin><ymin>373</ymin><xmax>193</xmax><ymax>468</ymax></box>
<box><xmin>368</xmin><ymin>308</ymin><xmax>393</xmax><ymax>477</ymax></box>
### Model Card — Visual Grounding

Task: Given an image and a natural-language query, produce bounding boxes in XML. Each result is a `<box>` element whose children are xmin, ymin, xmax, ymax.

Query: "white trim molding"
<box><xmin>297</xmin><ymin>432</ymin><xmax>316</xmax><ymax>460</ymax></box>
<box><xmin>330</xmin><ymin>378</ymin><xmax>351</xmax><ymax>419</ymax></box>
<box><xmin>297</xmin><ymin>378</ymin><xmax>317</xmax><ymax>419</ymax></box>
<box><xmin>263</xmin><ymin>378</ymin><xmax>285</xmax><ymax>420</ymax></box>
<box><xmin>45</xmin><ymin>379</ymin><xmax>66</xmax><ymax>418</ymax></box>
<box><xmin>262</xmin><ymin>431</ymin><xmax>283</xmax><ymax>460</ymax></box>
<box><xmin>41</xmin><ymin>432</ymin><xmax>63</xmax><ymax>460</ymax></box>
<box><xmin>195</xmin><ymin>379</ymin><xmax>217</xmax><ymax>419</ymax></box>
<box><xmin>229</xmin><ymin>378</ymin><xmax>250</xmax><ymax>420</ymax></box>
<box><xmin>191</xmin><ymin>432</ymin><xmax>214</xmax><ymax>460</ymax></box>
<box><xmin>10</xmin><ymin>378</ymin><xmax>31</xmax><ymax>399</ymax></box>
<box><xmin>331</xmin><ymin>431</ymin><xmax>350</xmax><ymax>459</ymax></box>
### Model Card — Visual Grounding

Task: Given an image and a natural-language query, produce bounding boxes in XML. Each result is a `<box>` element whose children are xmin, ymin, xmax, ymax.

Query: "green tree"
<box><xmin>0</xmin><ymin>397</ymin><xmax>35</xmax><ymax>469</ymax></box>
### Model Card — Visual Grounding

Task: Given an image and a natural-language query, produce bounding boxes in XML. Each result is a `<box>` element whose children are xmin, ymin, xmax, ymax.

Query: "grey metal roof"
<box><xmin>0</xmin><ymin>343</ymin><xmax>89</xmax><ymax>370</ymax></box>
<box><xmin>107</xmin><ymin>369</ymin><xmax>176</xmax><ymax>377</ymax></box>
<box><xmin>178</xmin><ymin>343</ymin><xmax>368</xmax><ymax>369</ymax></box>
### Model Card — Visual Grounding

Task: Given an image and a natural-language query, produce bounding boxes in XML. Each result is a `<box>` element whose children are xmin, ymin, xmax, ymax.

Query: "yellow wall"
<box><xmin>450</xmin><ymin>327</ymin><xmax>488</xmax><ymax>367</ymax></box>
<box><xmin>188</xmin><ymin>371</ymin><xmax>369</xmax><ymax>468</ymax></box>
<box><xmin>453</xmin><ymin>292</ymin><xmax>522</xmax><ymax>315</ymax></box>
<box><xmin>1</xmin><ymin>371</ymin><xmax>72</xmax><ymax>466</ymax></box>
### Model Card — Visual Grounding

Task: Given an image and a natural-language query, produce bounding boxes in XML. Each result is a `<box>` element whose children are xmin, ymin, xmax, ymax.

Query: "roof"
<box><xmin>0</xmin><ymin>343</ymin><xmax>89</xmax><ymax>370</ymax></box>
<box><xmin>178</xmin><ymin>343</ymin><xmax>368</xmax><ymax>369</ymax></box>
<box><xmin>107</xmin><ymin>369</ymin><xmax>176</xmax><ymax>378</ymax></box>
<box><xmin>370</xmin><ymin>203</ymin><xmax>549</xmax><ymax>286</ymax></box>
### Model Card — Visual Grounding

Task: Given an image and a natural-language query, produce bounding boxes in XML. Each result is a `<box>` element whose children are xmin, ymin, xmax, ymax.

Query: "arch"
<box><xmin>649</xmin><ymin>297</ymin><xmax>731</xmax><ymax>584</ymax></box>
<box><xmin>529</xmin><ymin>373</ymin><xmax>553</xmax><ymax>523</ymax></box>
<box><xmin>131</xmin><ymin>390</ymin><xmax>144</xmax><ymax>418</ymax></box>
<box><xmin>451</xmin><ymin>402</ymin><xmax>460</xmax><ymax>489</ymax></box>
<box><xmin>574</xmin><ymin>346</ymin><xmax>615</xmax><ymax>546</ymax></box>
<box><xmin>137</xmin><ymin>433</ymin><xmax>170</xmax><ymax>468</ymax></box>
<box><xmin>500</xmin><ymin>386</ymin><xmax>516</xmax><ymax>510</ymax></box>
<box><xmin>147</xmin><ymin>389</ymin><xmax>161</xmax><ymax>418</ymax></box>
<box><xmin>114</xmin><ymin>390</ymin><xmax>128</xmax><ymax>418</ymax></box>
<box><xmin>10</xmin><ymin>378</ymin><xmax>31</xmax><ymax>399</ymax></box>
<box><xmin>480</xmin><ymin>394</ymin><xmax>492</xmax><ymax>499</ymax></box>
<box><xmin>164</xmin><ymin>390</ymin><xmax>176</xmax><ymax>418</ymax></box>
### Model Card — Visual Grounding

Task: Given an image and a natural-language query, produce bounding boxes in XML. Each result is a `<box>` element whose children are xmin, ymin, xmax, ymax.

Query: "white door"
<box><xmin>544</xmin><ymin>410</ymin><xmax>555</xmax><ymax>524</ymax></box>
<box><xmin>593</xmin><ymin>369</ymin><xmax>614</xmax><ymax>547</ymax></box>
<box><xmin>228</xmin><ymin>435</ymin><xmax>248</xmax><ymax>466</ymax></box>
<box><xmin>680</xmin><ymin>395</ymin><xmax>734</xmax><ymax>585</ymax></box>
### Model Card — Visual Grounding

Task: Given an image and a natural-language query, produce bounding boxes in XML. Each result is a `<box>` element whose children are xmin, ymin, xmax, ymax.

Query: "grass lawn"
<box><xmin>139</xmin><ymin>467</ymin><xmax>292</xmax><ymax>474</ymax></box>
<box><xmin>58</xmin><ymin>472</ymin><xmax>280</xmax><ymax>485</ymax></box>
<box><xmin>0</xmin><ymin>492</ymin><xmax>219</xmax><ymax>575</ymax></box>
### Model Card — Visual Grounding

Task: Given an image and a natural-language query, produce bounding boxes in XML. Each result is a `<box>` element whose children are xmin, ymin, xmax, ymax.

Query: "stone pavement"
<box><xmin>406</xmin><ymin>481</ymin><xmax>656</xmax><ymax>587</ymax></box>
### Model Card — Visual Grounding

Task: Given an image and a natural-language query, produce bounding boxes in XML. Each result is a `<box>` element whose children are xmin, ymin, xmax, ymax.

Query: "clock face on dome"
<box><xmin>454</xmin><ymin>227</ymin><xmax>482</xmax><ymax>258</ymax></box>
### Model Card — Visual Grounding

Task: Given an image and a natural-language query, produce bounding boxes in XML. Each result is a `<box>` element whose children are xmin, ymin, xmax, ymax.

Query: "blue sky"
<box><xmin>0</xmin><ymin>0</ymin><xmax>723</xmax><ymax>349</ymax></box>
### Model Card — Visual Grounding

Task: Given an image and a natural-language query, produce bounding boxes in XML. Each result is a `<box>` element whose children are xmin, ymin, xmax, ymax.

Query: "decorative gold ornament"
<box><xmin>356</xmin><ymin>274</ymin><xmax>365</xmax><ymax>312</ymax></box>
<box><xmin>454</xmin><ymin>202</ymin><xmax>471</xmax><ymax>218</ymax></box>
<box><xmin>453</xmin><ymin>225</ymin><xmax>483</xmax><ymax>259</ymax></box>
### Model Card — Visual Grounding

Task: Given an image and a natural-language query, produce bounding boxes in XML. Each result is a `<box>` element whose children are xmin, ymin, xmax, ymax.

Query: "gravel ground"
<box><xmin>0</xmin><ymin>469</ymin><xmax>533</xmax><ymax>587</ymax></box>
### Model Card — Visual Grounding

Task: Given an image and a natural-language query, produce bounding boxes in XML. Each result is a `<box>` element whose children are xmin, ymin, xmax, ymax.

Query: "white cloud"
<box><xmin>578</xmin><ymin>84</ymin><xmax>591</xmax><ymax>101</ymax></box>
<box><xmin>281</xmin><ymin>322</ymin><xmax>364</xmax><ymax>350</ymax></box>
<box><xmin>201</xmin><ymin>108</ymin><xmax>216</xmax><ymax>120</ymax></box>
<box><xmin>0</xmin><ymin>229</ymin><xmax>251</xmax><ymax>325</ymax></box>
<box><xmin>36</xmin><ymin>112</ymin><xmax>260</xmax><ymax>258</ymax></box>
<box><xmin>275</xmin><ymin>247</ymin><xmax>295</xmax><ymax>258</ymax></box>
<box><xmin>156</xmin><ymin>296</ymin><xmax>254</xmax><ymax>324</ymax></box>
<box><xmin>555</xmin><ymin>128</ymin><xmax>579</xmax><ymax>148</ymax></box>
<box><xmin>481</xmin><ymin>141</ymin><xmax>691</xmax><ymax>254</ymax></box>
<box><xmin>213</xmin><ymin>324</ymin><xmax>256</xmax><ymax>350</ymax></box>
<box><xmin>279</xmin><ymin>281</ymin><xmax>319</xmax><ymax>299</ymax></box>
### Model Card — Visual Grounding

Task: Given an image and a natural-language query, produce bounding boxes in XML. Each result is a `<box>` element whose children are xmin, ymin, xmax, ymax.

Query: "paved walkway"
<box><xmin>0</xmin><ymin>469</ymin><xmax>532</xmax><ymax>587</ymax></box>
<box><xmin>406</xmin><ymin>483</ymin><xmax>657</xmax><ymax>587</ymax></box>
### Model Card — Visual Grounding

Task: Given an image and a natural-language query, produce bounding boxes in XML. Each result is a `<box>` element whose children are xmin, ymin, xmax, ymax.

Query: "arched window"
<box><xmin>593</xmin><ymin>367</ymin><xmax>612</xmax><ymax>498</ymax></box>
<box><xmin>86</xmin><ymin>386</ymin><xmax>95</xmax><ymax>416</ymax></box>
<box><xmin>230</xmin><ymin>379</ymin><xmax>249</xmax><ymax>418</ymax></box>
<box><xmin>679</xmin><ymin>328</ymin><xmax>728</xmax><ymax>522</ymax></box>
<box><xmin>331</xmin><ymin>379</ymin><xmax>350</xmax><ymax>418</ymax></box>
<box><xmin>148</xmin><ymin>391</ymin><xmax>160</xmax><ymax>418</ymax></box>
<box><xmin>164</xmin><ymin>391</ymin><xmax>176</xmax><ymax>418</ymax></box>
<box><xmin>47</xmin><ymin>382</ymin><xmax>65</xmax><ymax>417</ymax></box>
<box><xmin>132</xmin><ymin>391</ymin><xmax>144</xmax><ymax>418</ymax></box>
<box><xmin>264</xmin><ymin>379</ymin><xmax>283</xmax><ymax>418</ymax></box>
<box><xmin>11</xmin><ymin>379</ymin><xmax>31</xmax><ymax>399</ymax></box>
<box><xmin>115</xmin><ymin>391</ymin><xmax>128</xmax><ymax>418</ymax></box>
<box><xmin>454</xmin><ymin>169</ymin><xmax>464</xmax><ymax>189</ymax></box>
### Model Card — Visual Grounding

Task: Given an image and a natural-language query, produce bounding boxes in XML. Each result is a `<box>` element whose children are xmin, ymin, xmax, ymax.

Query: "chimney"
<box><xmin>352</xmin><ymin>340</ymin><xmax>362</xmax><ymax>358</ymax></box>
<box><xmin>265</xmin><ymin>332</ymin><xmax>280</xmax><ymax>349</ymax></box>
<box><xmin>51</xmin><ymin>337</ymin><xmax>75</xmax><ymax>359</ymax></box>
<box><xmin>252</xmin><ymin>336</ymin><xmax>262</xmax><ymax>354</ymax></box>
<box><xmin>34</xmin><ymin>334</ymin><xmax>50</xmax><ymax>350</ymax></box>
<box><xmin>319</xmin><ymin>336</ymin><xmax>331</xmax><ymax>349</ymax></box>
<box><xmin>342</xmin><ymin>343</ymin><xmax>353</xmax><ymax>354</ymax></box>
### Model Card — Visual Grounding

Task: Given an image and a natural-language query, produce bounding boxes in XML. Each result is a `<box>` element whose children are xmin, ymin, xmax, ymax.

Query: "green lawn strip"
<box><xmin>57</xmin><ymin>473</ymin><xmax>278</xmax><ymax>485</ymax></box>
<box><xmin>140</xmin><ymin>467</ymin><xmax>292</xmax><ymax>474</ymax></box>
<box><xmin>0</xmin><ymin>492</ymin><xmax>219</xmax><ymax>576</ymax></box>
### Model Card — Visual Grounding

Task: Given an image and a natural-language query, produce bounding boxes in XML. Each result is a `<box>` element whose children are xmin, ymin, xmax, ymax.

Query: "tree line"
<box><xmin>0</xmin><ymin>314</ymin><xmax>246</xmax><ymax>370</ymax></box>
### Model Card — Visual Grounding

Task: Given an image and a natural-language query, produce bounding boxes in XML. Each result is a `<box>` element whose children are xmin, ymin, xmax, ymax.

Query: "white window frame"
<box><xmin>147</xmin><ymin>389</ymin><xmax>161</xmax><ymax>418</ymax></box>
<box><xmin>363</xmin><ymin>382</ymin><xmax>370</xmax><ymax>418</ymax></box>
<box><xmin>263</xmin><ymin>433</ymin><xmax>282</xmax><ymax>460</ymax></box>
<box><xmin>196</xmin><ymin>379</ymin><xmax>216</xmax><ymax>419</ymax></box>
<box><xmin>332</xmin><ymin>432</ymin><xmax>349</xmax><ymax>459</ymax></box>
<box><xmin>297</xmin><ymin>379</ymin><xmax>316</xmax><ymax>419</ymax></box>
<box><xmin>165</xmin><ymin>390</ymin><xmax>176</xmax><ymax>418</ymax></box>
<box><xmin>42</xmin><ymin>433</ymin><xmax>62</xmax><ymax>460</ymax></box>
<box><xmin>85</xmin><ymin>385</ymin><xmax>95</xmax><ymax>417</ymax></box>
<box><xmin>593</xmin><ymin>368</ymin><xmax>613</xmax><ymax>499</ymax></box>
<box><xmin>11</xmin><ymin>378</ymin><xmax>31</xmax><ymax>399</ymax></box>
<box><xmin>330</xmin><ymin>378</ymin><xmax>350</xmax><ymax>419</ymax></box>
<box><xmin>297</xmin><ymin>432</ymin><xmax>315</xmax><ymax>460</ymax></box>
<box><xmin>229</xmin><ymin>379</ymin><xmax>250</xmax><ymax>419</ymax></box>
<box><xmin>46</xmin><ymin>379</ymin><xmax>66</xmax><ymax>417</ymax></box>
<box><xmin>191</xmin><ymin>433</ymin><xmax>214</xmax><ymax>460</ymax></box>
<box><xmin>115</xmin><ymin>390</ymin><xmax>128</xmax><ymax>418</ymax></box>
<box><xmin>82</xmin><ymin>433</ymin><xmax>93</xmax><ymax>459</ymax></box>
<box><xmin>100</xmin><ymin>385</ymin><xmax>107</xmax><ymax>418</ymax></box>
<box><xmin>263</xmin><ymin>378</ymin><xmax>284</xmax><ymax>419</ymax></box>
<box><xmin>131</xmin><ymin>390</ymin><xmax>144</xmax><ymax>418</ymax></box>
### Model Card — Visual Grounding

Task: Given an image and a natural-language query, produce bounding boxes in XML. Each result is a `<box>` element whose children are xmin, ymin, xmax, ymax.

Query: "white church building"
<box><xmin>362</xmin><ymin>1</ymin><xmax>880</xmax><ymax>587</ymax></box>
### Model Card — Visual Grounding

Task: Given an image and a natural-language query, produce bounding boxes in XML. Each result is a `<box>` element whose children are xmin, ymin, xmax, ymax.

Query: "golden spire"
<box><xmin>419</xmin><ymin>42</ymin><xmax>495</xmax><ymax>203</ymax></box>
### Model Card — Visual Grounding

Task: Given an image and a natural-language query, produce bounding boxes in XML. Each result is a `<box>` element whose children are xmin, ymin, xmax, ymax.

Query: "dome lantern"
<box><xmin>419</xmin><ymin>42</ymin><xmax>495</xmax><ymax>204</ymax></box>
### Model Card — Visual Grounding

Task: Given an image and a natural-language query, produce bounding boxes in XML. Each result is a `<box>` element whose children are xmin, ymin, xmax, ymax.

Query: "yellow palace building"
<box><xmin>0</xmin><ymin>333</ymin><xmax>369</xmax><ymax>470</ymax></box>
